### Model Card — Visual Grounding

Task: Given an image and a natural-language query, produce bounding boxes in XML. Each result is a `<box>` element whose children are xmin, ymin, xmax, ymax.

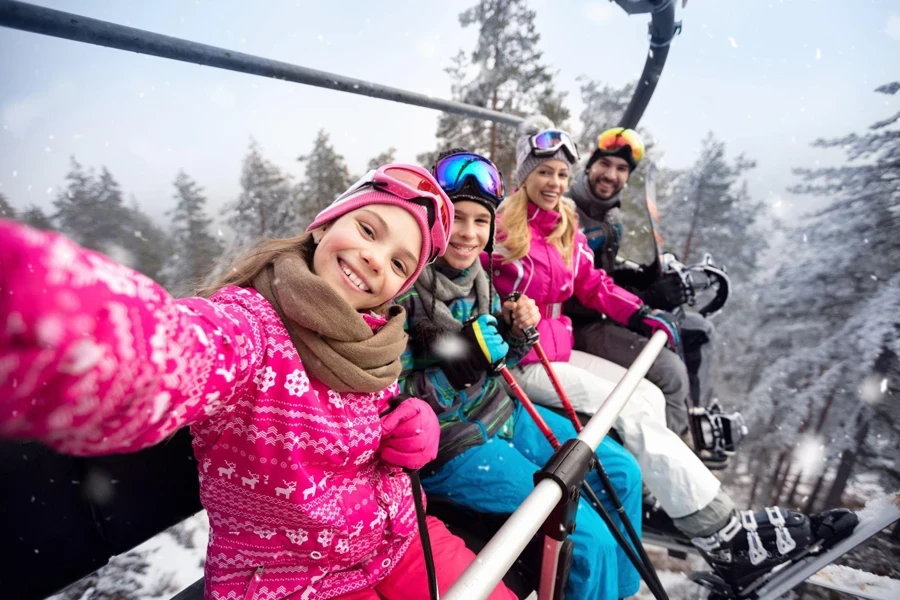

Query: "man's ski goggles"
<box><xmin>597</xmin><ymin>127</ymin><xmax>645</xmax><ymax>164</ymax></box>
<box><xmin>432</xmin><ymin>152</ymin><xmax>505</xmax><ymax>203</ymax></box>
<box><xmin>529</xmin><ymin>129</ymin><xmax>580</xmax><ymax>163</ymax></box>
<box><xmin>335</xmin><ymin>164</ymin><xmax>453</xmax><ymax>263</ymax></box>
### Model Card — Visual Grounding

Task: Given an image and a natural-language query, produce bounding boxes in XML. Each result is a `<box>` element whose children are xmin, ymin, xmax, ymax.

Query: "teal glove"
<box><xmin>467</xmin><ymin>314</ymin><xmax>509</xmax><ymax>364</ymax></box>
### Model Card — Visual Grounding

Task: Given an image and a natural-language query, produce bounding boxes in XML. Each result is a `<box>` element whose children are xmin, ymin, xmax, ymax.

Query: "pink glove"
<box><xmin>380</xmin><ymin>397</ymin><xmax>440</xmax><ymax>471</ymax></box>
<box><xmin>628</xmin><ymin>306</ymin><xmax>684</xmax><ymax>359</ymax></box>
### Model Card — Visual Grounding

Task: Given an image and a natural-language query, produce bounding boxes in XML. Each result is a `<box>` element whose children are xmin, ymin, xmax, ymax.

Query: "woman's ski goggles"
<box><xmin>432</xmin><ymin>152</ymin><xmax>505</xmax><ymax>203</ymax></box>
<box><xmin>335</xmin><ymin>164</ymin><xmax>453</xmax><ymax>262</ymax></box>
<box><xmin>529</xmin><ymin>129</ymin><xmax>580</xmax><ymax>163</ymax></box>
<box><xmin>597</xmin><ymin>127</ymin><xmax>645</xmax><ymax>164</ymax></box>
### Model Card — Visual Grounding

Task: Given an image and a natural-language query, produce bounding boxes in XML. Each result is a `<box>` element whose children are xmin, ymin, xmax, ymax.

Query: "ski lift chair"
<box><xmin>2</xmin><ymin>428</ymin><xmax>203</xmax><ymax>600</ymax></box>
<box><xmin>2</xmin><ymin>425</ymin><xmax>538</xmax><ymax>600</ymax></box>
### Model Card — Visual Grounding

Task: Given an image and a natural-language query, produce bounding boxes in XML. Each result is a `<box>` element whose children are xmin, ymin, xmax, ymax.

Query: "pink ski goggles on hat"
<box><xmin>322</xmin><ymin>164</ymin><xmax>454</xmax><ymax>264</ymax></box>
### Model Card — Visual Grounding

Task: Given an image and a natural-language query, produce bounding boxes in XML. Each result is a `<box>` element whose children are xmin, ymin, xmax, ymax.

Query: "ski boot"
<box><xmin>689</xmin><ymin>507</ymin><xmax>858</xmax><ymax>598</ymax></box>
<box><xmin>643</xmin><ymin>497</ymin><xmax>691</xmax><ymax>544</ymax></box>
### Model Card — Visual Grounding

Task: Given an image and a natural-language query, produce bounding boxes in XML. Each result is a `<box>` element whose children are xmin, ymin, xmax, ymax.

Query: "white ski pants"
<box><xmin>512</xmin><ymin>350</ymin><xmax>721</xmax><ymax>518</ymax></box>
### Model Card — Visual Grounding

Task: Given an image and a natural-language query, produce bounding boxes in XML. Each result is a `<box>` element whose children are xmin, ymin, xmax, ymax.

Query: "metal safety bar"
<box><xmin>444</xmin><ymin>331</ymin><xmax>669</xmax><ymax>600</ymax></box>
<box><xmin>0</xmin><ymin>0</ymin><xmax>523</xmax><ymax>126</ymax></box>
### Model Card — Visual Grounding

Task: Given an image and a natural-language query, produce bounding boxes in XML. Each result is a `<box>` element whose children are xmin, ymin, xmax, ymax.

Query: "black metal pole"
<box><xmin>618</xmin><ymin>0</ymin><xmax>680</xmax><ymax>129</ymax></box>
<box><xmin>580</xmin><ymin>482</ymin><xmax>670</xmax><ymax>600</ymax></box>
<box><xmin>588</xmin><ymin>463</ymin><xmax>669</xmax><ymax>599</ymax></box>
<box><xmin>0</xmin><ymin>0</ymin><xmax>523</xmax><ymax>127</ymax></box>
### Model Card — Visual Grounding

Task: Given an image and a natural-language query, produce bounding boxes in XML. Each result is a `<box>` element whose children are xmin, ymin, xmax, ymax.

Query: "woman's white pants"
<box><xmin>513</xmin><ymin>350</ymin><xmax>720</xmax><ymax>518</ymax></box>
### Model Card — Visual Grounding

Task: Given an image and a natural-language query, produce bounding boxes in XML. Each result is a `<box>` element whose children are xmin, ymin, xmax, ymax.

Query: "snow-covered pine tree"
<box><xmin>52</xmin><ymin>161</ymin><xmax>169</xmax><ymax>283</ymax></box>
<box><xmin>418</xmin><ymin>0</ymin><xmax>569</xmax><ymax>180</ymax></box>
<box><xmin>54</xmin><ymin>158</ymin><xmax>108</xmax><ymax>251</ymax></box>
<box><xmin>122</xmin><ymin>197</ymin><xmax>171</xmax><ymax>285</ymax></box>
<box><xmin>0</xmin><ymin>191</ymin><xmax>15</xmax><ymax>219</ymax></box>
<box><xmin>224</xmin><ymin>140</ymin><xmax>296</xmax><ymax>245</ymax></box>
<box><xmin>295</xmin><ymin>130</ymin><xmax>353</xmax><ymax>229</ymax></box>
<box><xmin>49</xmin><ymin>550</ymin><xmax>157</xmax><ymax>600</ymax></box>
<box><xmin>658</xmin><ymin>133</ymin><xmax>763</xmax><ymax>278</ymax></box>
<box><xmin>576</xmin><ymin>78</ymin><xmax>636</xmax><ymax>154</ymax></box>
<box><xmin>743</xmin><ymin>82</ymin><xmax>900</xmax><ymax>508</ymax></box>
<box><xmin>20</xmin><ymin>204</ymin><xmax>55</xmax><ymax>230</ymax></box>
<box><xmin>94</xmin><ymin>167</ymin><xmax>130</xmax><ymax>242</ymax></box>
<box><xmin>367</xmin><ymin>147</ymin><xmax>397</xmax><ymax>171</ymax></box>
<box><xmin>162</xmin><ymin>171</ymin><xmax>223</xmax><ymax>296</ymax></box>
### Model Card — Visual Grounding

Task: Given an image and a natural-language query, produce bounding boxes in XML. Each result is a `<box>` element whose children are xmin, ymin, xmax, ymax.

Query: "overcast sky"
<box><xmin>1</xmin><ymin>0</ymin><xmax>898</xmax><ymax>224</ymax></box>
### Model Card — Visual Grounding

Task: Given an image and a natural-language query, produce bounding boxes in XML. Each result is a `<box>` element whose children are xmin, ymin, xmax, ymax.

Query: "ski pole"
<box><xmin>494</xmin><ymin>362</ymin><xmax>669</xmax><ymax>600</ymax></box>
<box><xmin>382</xmin><ymin>396</ymin><xmax>439</xmax><ymax>600</ymax></box>
<box><xmin>503</xmin><ymin>292</ymin><xmax>667</xmax><ymax>599</ymax></box>
<box><xmin>410</xmin><ymin>470</ymin><xmax>440</xmax><ymax>600</ymax></box>
<box><xmin>532</xmin><ymin>341</ymin><xmax>582</xmax><ymax>430</ymax></box>
<box><xmin>529</xmin><ymin>339</ymin><xmax>669</xmax><ymax>600</ymax></box>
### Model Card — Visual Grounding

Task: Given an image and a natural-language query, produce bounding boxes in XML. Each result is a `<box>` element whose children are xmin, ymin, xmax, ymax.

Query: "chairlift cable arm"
<box><xmin>0</xmin><ymin>0</ymin><xmax>523</xmax><ymax>126</ymax></box>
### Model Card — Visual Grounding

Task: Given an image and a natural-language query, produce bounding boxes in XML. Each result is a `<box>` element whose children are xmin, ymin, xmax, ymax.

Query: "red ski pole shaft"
<box><xmin>533</xmin><ymin>341</ymin><xmax>583</xmax><ymax>433</ymax></box>
<box><xmin>496</xmin><ymin>365</ymin><xmax>560</xmax><ymax>450</ymax></box>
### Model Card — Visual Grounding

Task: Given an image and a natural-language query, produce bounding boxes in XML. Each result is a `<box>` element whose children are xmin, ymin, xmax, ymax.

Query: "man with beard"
<box><xmin>565</xmin><ymin>128</ymin><xmax>719</xmax><ymax>462</ymax></box>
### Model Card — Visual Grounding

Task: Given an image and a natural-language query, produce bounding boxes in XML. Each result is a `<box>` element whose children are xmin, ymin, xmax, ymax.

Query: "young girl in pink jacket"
<box><xmin>0</xmin><ymin>164</ymin><xmax>515</xmax><ymax>600</ymax></box>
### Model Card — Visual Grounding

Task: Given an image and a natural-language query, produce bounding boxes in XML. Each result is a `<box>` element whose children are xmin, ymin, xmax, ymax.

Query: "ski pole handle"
<box><xmin>504</xmin><ymin>291</ymin><xmax>540</xmax><ymax>344</ymax></box>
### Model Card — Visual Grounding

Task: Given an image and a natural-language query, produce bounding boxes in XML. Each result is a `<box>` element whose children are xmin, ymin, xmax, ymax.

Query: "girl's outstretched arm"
<box><xmin>0</xmin><ymin>220</ymin><xmax>263</xmax><ymax>456</ymax></box>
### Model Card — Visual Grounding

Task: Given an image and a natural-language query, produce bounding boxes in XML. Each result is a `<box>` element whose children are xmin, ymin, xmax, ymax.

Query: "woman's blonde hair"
<box><xmin>196</xmin><ymin>232</ymin><xmax>315</xmax><ymax>298</ymax></box>
<box><xmin>495</xmin><ymin>177</ymin><xmax>578</xmax><ymax>267</ymax></box>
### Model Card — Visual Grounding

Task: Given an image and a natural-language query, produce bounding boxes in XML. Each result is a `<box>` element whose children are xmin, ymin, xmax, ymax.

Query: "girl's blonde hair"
<box><xmin>196</xmin><ymin>233</ymin><xmax>315</xmax><ymax>298</ymax></box>
<box><xmin>496</xmin><ymin>179</ymin><xmax>578</xmax><ymax>267</ymax></box>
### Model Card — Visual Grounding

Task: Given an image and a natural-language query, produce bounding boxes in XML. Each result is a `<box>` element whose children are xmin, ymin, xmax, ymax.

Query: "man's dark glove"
<box><xmin>640</xmin><ymin>271</ymin><xmax>688</xmax><ymax>311</ymax></box>
<box><xmin>433</xmin><ymin>314</ymin><xmax>509</xmax><ymax>390</ymax></box>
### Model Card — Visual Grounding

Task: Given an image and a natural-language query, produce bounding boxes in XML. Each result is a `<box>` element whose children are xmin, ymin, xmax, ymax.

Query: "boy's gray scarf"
<box><xmin>414</xmin><ymin>262</ymin><xmax>492</xmax><ymax>333</ymax></box>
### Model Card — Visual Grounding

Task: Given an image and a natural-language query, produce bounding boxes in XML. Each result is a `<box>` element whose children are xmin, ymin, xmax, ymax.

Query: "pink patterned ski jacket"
<box><xmin>0</xmin><ymin>220</ymin><xmax>418</xmax><ymax>600</ymax></box>
<box><xmin>486</xmin><ymin>202</ymin><xmax>643</xmax><ymax>365</ymax></box>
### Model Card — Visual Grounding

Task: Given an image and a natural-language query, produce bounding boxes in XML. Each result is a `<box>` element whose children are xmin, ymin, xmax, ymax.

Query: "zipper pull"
<box><xmin>242</xmin><ymin>566</ymin><xmax>265</xmax><ymax>600</ymax></box>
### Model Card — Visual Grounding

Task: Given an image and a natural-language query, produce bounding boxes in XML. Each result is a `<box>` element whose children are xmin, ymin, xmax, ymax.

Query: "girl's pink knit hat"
<box><xmin>307</xmin><ymin>186</ymin><xmax>431</xmax><ymax>297</ymax></box>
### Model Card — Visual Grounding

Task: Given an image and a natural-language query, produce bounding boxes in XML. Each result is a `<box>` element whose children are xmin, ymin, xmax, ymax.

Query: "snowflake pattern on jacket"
<box><xmin>0</xmin><ymin>220</ymin><xmax>417</xmax><ymax>600</ymax></box>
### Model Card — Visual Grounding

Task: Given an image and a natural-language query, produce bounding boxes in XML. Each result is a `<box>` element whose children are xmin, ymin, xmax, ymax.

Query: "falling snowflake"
<box><xmin>794</xmin><ymin>435</ymin><xmax>826</xmax><ymax>474</ymax></box>
<box><xmin>285</xmin><ymin>369</ymin><xmax>310</xmax><ymax>397</ymax></box>
<box><xmin>432</xmin><ymin>333</ymin><xmax>467</xmax><ymax>361</ymax></box>
<box><xmin>254</xmin><ymin>366</ymin><xmax>276</xmax><ymax>392</ymax></box>
<box><xmin>860</xmin><ymin>374</ymin><xmax>887</xmax><ymax>405</ymax></box>
<box><xmin>728</xmin><ymin>37</ymin><xmax>738</xmax><ymax>48</ymax></box>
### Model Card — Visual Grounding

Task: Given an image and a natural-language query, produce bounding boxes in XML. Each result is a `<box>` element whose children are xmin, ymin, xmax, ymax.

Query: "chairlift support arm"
<box><xmin>0</xmin><ymin>0</ymin><xmax>522</xmax><ymax>126</ymax></box>
<box><xmin>614</xmin><ymin>0</ymin><xmax>681</xmax><ymax>129</ymax></box>
<box><xmin>0</xmin><ymin>0</ymin><xmax>678</xmax><ymax>131</ymax></box>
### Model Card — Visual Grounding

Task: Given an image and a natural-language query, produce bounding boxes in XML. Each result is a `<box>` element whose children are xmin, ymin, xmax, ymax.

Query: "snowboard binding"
<box><xmin>689</xmin><ymin>398</ymin><xmax>747</xmax><ymax>469</ymax></box>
